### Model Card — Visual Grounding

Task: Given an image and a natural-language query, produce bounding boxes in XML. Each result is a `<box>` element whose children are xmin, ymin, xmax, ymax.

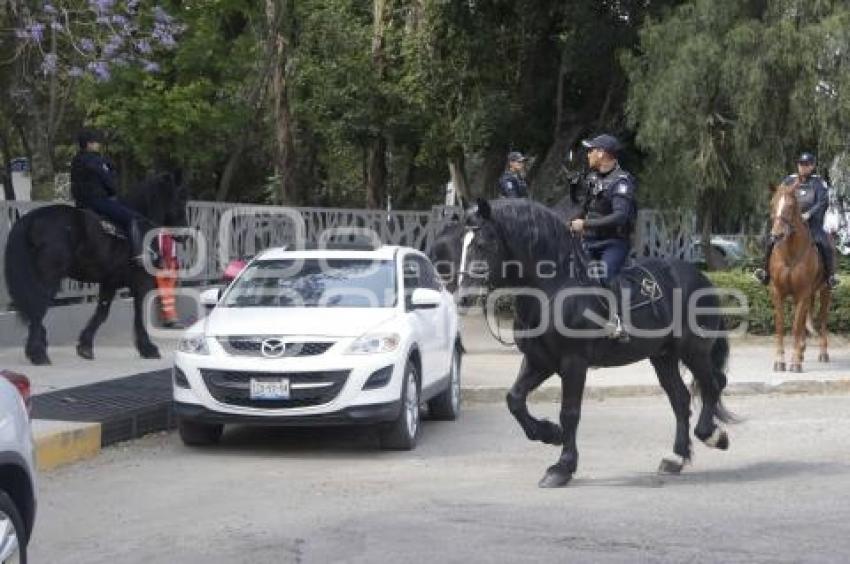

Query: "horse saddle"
<box><xmin>609</xmin><ymin>264</ymin><xmax>664</xmax><ymax>313</ymax></box>
<box><xmin>81</xmin><ymin>209</ymin><xmax>126</xmax><ymax>240</ymax></box>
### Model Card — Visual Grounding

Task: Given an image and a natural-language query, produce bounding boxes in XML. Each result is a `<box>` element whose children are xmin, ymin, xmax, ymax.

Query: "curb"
<box><xmin>461</xmin><ymin>379</ymin><xmax>850</xmax><ymax>403</ymax></box>
<box><xmin>32</xmin><ymin>420</ymin><xmax>102</xmax><ymax>472</ymax></box>
<box><xmin>29</xmin><ymin>377</ymin><xmax>850</xmax><ymax>472</ymax></box>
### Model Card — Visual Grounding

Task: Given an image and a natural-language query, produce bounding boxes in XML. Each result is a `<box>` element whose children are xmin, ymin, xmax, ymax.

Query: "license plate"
<box><xmin>249</xmin><ymin>378</ymin><xmax>290</xmax><ymax>400</ymax></box>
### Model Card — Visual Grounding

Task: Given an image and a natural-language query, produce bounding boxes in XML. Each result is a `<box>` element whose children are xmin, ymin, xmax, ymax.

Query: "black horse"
<box><xmin>460</xmin><ymin>198</ymin><xmax>734</xmax><ymax>488</ymax></box>
<box><xmin>4</xmin><ymin>173</ymin><xmax>188</xmax><ymax>365</ymax></box>
<box><xmin>431</xmin><ymin>194</ymin><xmax>583</xmax><ymax>293</ymax></box>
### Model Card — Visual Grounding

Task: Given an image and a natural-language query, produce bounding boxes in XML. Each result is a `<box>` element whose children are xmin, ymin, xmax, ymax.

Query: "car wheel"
<box><xmin>0</xmin><ymin>489</ymin><xmax>27</xmax><ymax>564</ymax></box>
<box><xmin>178</xmin><ymin>418</ymin><xmax>224</xmax><ymax>446</ymax></box>
<box><xmin>427</xmin><ymin>345</ymin><xmax>462</xmax><ymax>421</ymax></box>
<box><xmin>379</xmin><ymin>359</ymin><xmax>420</xmax><ymax>450</ymax></box>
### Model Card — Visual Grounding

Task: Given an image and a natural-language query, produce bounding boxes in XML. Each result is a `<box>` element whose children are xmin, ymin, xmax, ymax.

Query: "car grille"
<box><xmin>200</xmin><ymin>369</ymin><xmax>350</xmax><ymax>409</ymax></box>
<box><xmin>218</xmin><ymin>337</ymin><xmax>335</xmax><ymax>358</ymax></box>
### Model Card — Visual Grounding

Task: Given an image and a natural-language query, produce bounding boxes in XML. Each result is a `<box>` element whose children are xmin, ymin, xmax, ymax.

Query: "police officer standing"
<box><xmin>754</xmin><ymin>152</ymin><xmax>838</xmax><ymax>288</ymax></box>
<box><xmin>70</xmin><ymin>128</ymin><xmax>147</xmax><ymax>263</ymax></box>
<box><xmin>569</xmin><ymin>134</ymin><xmax>638</xmax><ymax>339</ymax></box>
<box><xmin>498</xmin><ymin>151</ymin><xmax>529</xmax><ymax>198</ymax></box>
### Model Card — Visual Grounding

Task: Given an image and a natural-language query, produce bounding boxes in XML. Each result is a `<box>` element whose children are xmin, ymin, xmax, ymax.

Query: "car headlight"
<box><xmin>347</xmin><ymin>333</ymin><xmax>401</xmax><ymax>355</ymax></box>
<box><xmin>178</xmin><ymin>334</ymin><xmax>209</xmax><ymax>355</ymax></box>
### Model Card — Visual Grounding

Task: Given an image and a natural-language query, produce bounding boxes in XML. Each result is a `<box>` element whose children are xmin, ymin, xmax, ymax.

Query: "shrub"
<box><xmin>707</xmin><ymin>270</ymin><xmax>850</xmax><ymax>335</ymax></box>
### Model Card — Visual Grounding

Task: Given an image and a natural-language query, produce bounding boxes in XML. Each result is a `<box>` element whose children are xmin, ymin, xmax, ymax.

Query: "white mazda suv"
<box><xmin>173</xmin><ymin>244</ymin><xmax>462</xmax><ymax>450</ymax></box>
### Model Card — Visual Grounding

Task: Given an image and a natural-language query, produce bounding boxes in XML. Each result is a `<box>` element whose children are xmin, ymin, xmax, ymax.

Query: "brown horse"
<box><xmin>767</xmin><ymin>181</ymin><xmax>831</xmax><ymax>372</ymax></box>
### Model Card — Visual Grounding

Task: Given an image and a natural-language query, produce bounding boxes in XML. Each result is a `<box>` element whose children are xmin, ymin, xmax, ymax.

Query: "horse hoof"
<box><xmin>76</xmin><ymin>344</ymin><xmax>94</xmax><ymax>361</ymax></box>
<box><xmin>789</xmin><ymin>363</ymin><xmax>803</xmax><ymax>373</ymax></box>
<box><xmin>657</xmin><ymin>455</ymin><xmax>688</xmax><ymax>475</ymax></box>
<box><xmin>139</xmin><ymin>345</ymin><xmax>161</xmax><ymax>359</ymax></box>
<box><xmin>818</xmin><ymin>353</ymin><xmax>830</xmax><ymax>363</ymax></box>
<box><xmin>716</xmin><ymin>431</ymin><xmax>730</xmax><ymax>451</ymax></box>
<box><xmin>773</xmin><ymin>361</ymin><xmax>786</xmax><ymax>372</ymax></box>
<box><xmin>28</xmin><ymin>352</ymin><xmax>51</xmax><ymax>366</ymax></box>
<box><xmin>538</xmin><ymin>466</ymin><xmax>573</xmax><ymax>489</ymax></box>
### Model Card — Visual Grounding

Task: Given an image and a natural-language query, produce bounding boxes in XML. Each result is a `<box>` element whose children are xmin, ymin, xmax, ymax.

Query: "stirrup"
<box><xmin>606</xmin><ymin>314</ymin><xmax>629</xmax><ymax>342</ymax></box>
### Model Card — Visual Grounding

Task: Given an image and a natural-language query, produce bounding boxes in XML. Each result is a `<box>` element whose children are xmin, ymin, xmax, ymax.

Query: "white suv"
<box><xmin>0</xmin><ymin>370</ymin><xmax>37</xmax><ymax>564</ymax></box>
<box><xmin>173</xmin><ymin>244</ymin><xmax>462</xmax><ymax>450</ymax></box>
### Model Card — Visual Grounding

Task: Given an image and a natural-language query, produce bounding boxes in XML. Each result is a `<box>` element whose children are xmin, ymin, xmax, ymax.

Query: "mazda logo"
<box><xmin>260</xmin><ymin>338</ymin><xmax>287</xmax><ymax>358</ymax></box>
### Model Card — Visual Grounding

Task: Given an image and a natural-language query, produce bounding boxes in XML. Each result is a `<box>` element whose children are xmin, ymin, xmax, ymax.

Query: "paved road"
<box><xmin>32</xmin><ymin>394</ymin><xmax>850</xmax><ymax>563</ymax></box>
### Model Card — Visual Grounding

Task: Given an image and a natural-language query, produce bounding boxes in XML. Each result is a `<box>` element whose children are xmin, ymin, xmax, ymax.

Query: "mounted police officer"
<box><xmin>754</xmin><ymin>152</ymin><xmax>838</xmax><ymax>288</ymax></box>
<box><xmin>498</xmin><ymin>151</ymin><xmax>529</xmax><ymax>198</ymax></box>
<box><xmin>569</xmin><ymin>133</ymin><xmax>638</xmax><ymax>339</ymax></box>
<box><xmin>70</xmin><ymin>128</ymin><xmax>147</xmax><ymax>263</ymax></box>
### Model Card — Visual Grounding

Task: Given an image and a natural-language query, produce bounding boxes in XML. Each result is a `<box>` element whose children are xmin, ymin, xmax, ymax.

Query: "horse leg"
<box><xmin>789</xmin><ymin>298</ymin><xmax>809</xmax><ymax>373</ymax></box>
<box><xmin>539</xmin><ymin>357</ymin><xmax>587</xmax><ymax>488</ymax></box>
<box><xmin>770</xmin><ymin>289</ymin><xmax>786</xmax><ymax>372</ymax></box>
<box><xmin>25</xmin><ymin>269</ymin><xmax>64</xmax><ymax>366</ymax></box>
<box><xmin>76</xmin><ymin>284</ymin><xmax>118</xmax><ymax>360</ymax></box>
<box><xmin>683</xmin><ymin>351</ymin><xmax>729</xmax><ymax>451</ymax></box>
<box><xmin>817</xmin><ymin>286</ymin><xmax>830</xmax><ymax>363</ymax></box>
<box><xmin>25</xmin><ymin>320</ymin><xmax>50</xmax><ymax>366</ymax></box>
<box><xmin>131</xmin><ymin>274</ymin><xmax>161</xmax><ymax>359</ymax></box>
<box><xmin>650</xmin><ymin>353</ymin><xmax>692</xmax><ymax>474</ymax></box>
<box><xmin>506</xmin><ymin>357</ymin><xmax>561</xmax><ymax>445</ymax></box>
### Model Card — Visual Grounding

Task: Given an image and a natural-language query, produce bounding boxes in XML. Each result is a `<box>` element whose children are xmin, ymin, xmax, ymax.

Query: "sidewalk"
<box><xmin>5</xmin><ymin>311</ymin><xmax>848</xmax><ymax>472</ymax></box>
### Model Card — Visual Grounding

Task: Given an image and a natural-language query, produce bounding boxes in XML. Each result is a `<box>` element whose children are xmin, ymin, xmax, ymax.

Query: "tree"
<box><xmin>625</xmin><ymin>0</ymin><xmax>850</xmax><ymax>256</ymax></box>
<box><xmin>8</xmin><ymin>0</ymin><xmax>183</xmax><ymax>197</ymax></box>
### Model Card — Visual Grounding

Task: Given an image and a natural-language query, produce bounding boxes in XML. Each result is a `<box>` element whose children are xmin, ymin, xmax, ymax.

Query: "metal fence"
<box><xmin>0</xmin><ymin>200</ymin><xmax>696</xmax><ymax>311</ymax></box>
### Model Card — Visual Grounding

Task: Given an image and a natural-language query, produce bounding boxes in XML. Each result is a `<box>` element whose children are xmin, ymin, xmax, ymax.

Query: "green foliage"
<box><xmin>625</xmin><ymin>1</ymin><xmax>850</xmax><ymax>230</ymax></box>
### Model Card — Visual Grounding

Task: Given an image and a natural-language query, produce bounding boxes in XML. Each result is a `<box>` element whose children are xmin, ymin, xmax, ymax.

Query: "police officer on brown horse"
<box><xmin>755</xmin><ymin>152</ymin><xmax>838</xmax><ymax>288</ymax></box>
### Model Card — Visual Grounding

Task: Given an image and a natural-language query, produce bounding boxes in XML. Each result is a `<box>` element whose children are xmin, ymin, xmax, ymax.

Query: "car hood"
<box><xmin>201</xmin><ymin>307</ymin><xmax>398</xmax><ymax>338</ymax></box>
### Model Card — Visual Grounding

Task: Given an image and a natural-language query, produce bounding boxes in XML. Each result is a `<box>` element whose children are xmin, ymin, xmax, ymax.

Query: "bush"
<box><xmin>707</xmin><ymin>270</ymin><xmax>850</xmax><ymax>335</ymax></box>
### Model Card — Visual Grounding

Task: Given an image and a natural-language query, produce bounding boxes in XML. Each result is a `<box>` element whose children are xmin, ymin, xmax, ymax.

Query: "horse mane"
<box><xmin>121</xmin><ymin>172</ymin><xmax>176</xmax><ymax>223</ymax></box>
<box><xmin>489</xmin><ymin>198</ymin><xmax>576</xmax><ymax>278</ymax></box>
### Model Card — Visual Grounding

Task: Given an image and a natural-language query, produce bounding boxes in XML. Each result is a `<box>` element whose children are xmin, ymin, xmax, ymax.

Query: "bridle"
<box><xmin>457</xmin><ymin>224</ymin><xmax>518</xmax><ymax>347</ymax></box>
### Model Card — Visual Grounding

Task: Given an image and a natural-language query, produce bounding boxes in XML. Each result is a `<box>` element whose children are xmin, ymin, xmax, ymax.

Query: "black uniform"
<box><xmin>70</xmin><ymin>150</ymin><xmax>118</xmax><ymax>204</ymax></box>
<box><xmin>498</xmin><ymin>171</ymin><xmax>528</xmax><ymax>199</ymax></box>
<box><xmin>581</xmin><ymin>164</ymin><xmax>638</xmax><ymax>283</ymax></box>
<box><xmin>70</xmin><ymin>148</ymin><xmax>146</xmax><ymax>261</ymax></box>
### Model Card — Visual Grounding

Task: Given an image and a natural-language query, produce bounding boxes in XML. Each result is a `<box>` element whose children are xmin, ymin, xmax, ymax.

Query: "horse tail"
<box><xmin>706</xmin><ymin>334</ymin><xmax>737</xmax><ymax>424</ymax></box>
<box><xmin>4</xmin><ymin>215</ymin><xmax>50</xmax><ymax>323</ymax></box>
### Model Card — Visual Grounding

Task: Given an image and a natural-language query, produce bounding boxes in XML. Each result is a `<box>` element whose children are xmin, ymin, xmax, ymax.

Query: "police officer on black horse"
<box><xmin>754</xmin><ymin>152</ymin><xmax>839</xmax><ymax>288</ymax></box>
<box><xmin>499</xmin><ymin>151</ymin><xmax>530</xmax><ymax>198</ymax></box>
<box><xmin>569</xmin><ymin>133</ymin><xmax>638</xmax><ymax>339</ymax></box>
<box><xmin>70</xmin><ymin>128</ymin><xmax>148</xmax><ymax>263</ymax></box>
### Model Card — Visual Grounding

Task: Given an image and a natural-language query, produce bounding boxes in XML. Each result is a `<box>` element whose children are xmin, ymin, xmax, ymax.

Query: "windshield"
<box><xmin>222</xmin><ymin>258</ymin><xmax>397</xmax><ymax>308</ymax></box>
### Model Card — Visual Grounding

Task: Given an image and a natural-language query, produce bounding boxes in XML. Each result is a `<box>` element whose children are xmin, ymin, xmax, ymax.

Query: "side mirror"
<box><xmin>200</xmin><ymin>287</ymin><xmax>221</xmax><ymax>307</ymax></box>
<box><xmin>409</xmin><ymin>288</ymin><xmax>441</xmax><ymax>310</ymax></box>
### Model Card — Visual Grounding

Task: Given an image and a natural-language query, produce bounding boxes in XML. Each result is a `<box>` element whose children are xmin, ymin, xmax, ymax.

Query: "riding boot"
<box><xmin>754</xmin><ymin>240</ymin><xmax>775</xmax><ymax>285</ymax></box>
<box><xmin>604</xmin><ymin>313</ymin><xmax>630</xmax><ymax>342</ymax></box>
<box><xmin>817</xmin><ymin>242</ymin><xmax>840</xmax><ymax>288</ymax></box>
<box><xmin>128</xmin><ymin>218</ymin><xmax>149</xmax><ymax>266</ymax></box>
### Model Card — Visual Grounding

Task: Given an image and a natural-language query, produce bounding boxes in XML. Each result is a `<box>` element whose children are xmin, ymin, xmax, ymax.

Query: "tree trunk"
<box><xmin>366</xmin><ymin>0</ymin><xmax>389</xmax><ymax>209</ymax></box>
<box><xmin>471</xmin><ymin>145</ymin><xmax>506</xmax><ymax>200</ymax></box>
<box><xmin>366</xmin><ymin>136</ymin><xmax>387</xmax><ymax>209</ymax></box>
<box><xmin>0</xmin><ymin>128</ymin><xmax>14</xmax><ymax>200</ymax></box>
<box><xmin>528</xmin><ymin>124</ymin><xmax>583</xmax><ymax>204</ymax></box>
<box><xmin>447</xmin><ymin>153</ymin><xmax>471</xmax><ymax>206</ymax></box>
<box><xmin>266</xmin><ymin>0</ymin><xmax>297</xmax><ymax>205</ymax></box>
<box><xmin>216</xmin><ymin>141</ymin><xmax>247</xmax><ymax>202</ymax></box>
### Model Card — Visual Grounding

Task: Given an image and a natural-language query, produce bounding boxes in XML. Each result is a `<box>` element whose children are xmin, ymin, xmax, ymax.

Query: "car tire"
<box><xmin>0</xmin><ymin>489</ymin><xmax>28</xmax><ymax>564</ymax></box>
<box><xmin>379</xmin><ymin>359</ymin><xmax>420</xmax><ymax>450</ymax></box>
<box><xmin>427</xmin><ymin>345</ymin><xmax>462</xmax><ymax>421</ymax></box>
<box><xmin>178</xmin><ymin>418</ymin><xmax>224</xmax><ymax>446</ymax></box>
